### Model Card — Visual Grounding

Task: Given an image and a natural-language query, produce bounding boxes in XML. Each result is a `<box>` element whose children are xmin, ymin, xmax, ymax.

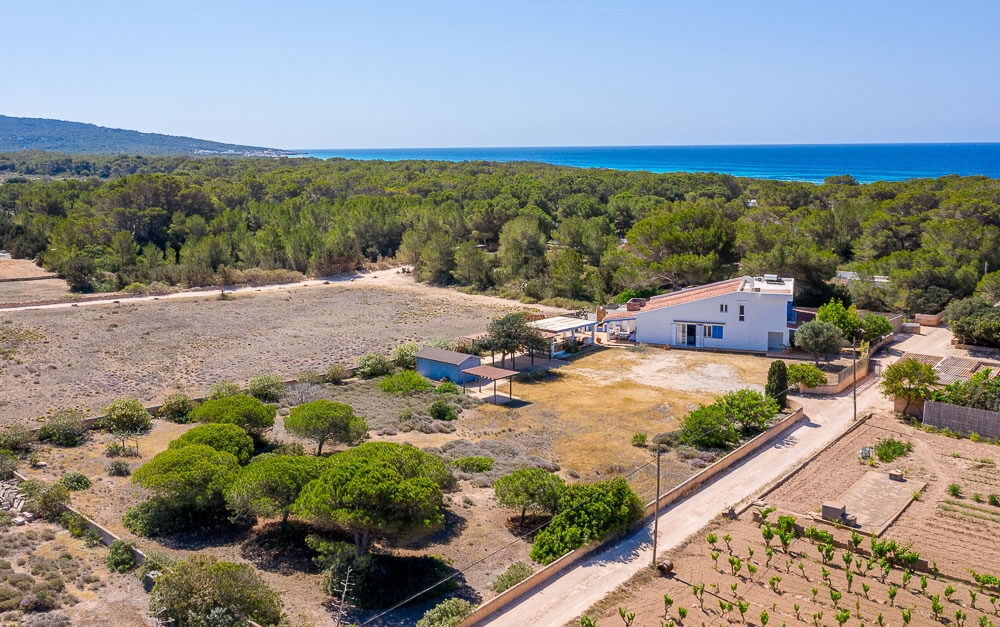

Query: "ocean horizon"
<box><xmin>290</xmin><ymin>143</ymin><xmax>1000</xmax><ymax>184</ymax></box>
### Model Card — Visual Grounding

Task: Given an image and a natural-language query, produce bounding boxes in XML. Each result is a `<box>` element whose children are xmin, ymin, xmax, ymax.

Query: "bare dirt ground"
<box><xmin>587</xmin><ymin>410</ymin><xmax>1000</xmax><ymax>627</ymax></box>
<box><xmin>0</xmin><ymin>259</ymin><xmax>70</xmax><ymax>303</ymax></box>
<box><xmin>0</xmin><ymin>268</ymin><xmax>562</xmax><ymax>423</ymax></box>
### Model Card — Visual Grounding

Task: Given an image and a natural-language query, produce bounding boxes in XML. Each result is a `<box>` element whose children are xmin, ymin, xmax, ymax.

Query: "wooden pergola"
<box><xmin>462</xmin><ymin>364</ymin><xmax>518</xmax><ymax>405</ymax></box>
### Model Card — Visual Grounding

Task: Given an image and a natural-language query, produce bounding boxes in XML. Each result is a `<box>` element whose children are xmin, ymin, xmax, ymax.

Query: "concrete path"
<box><xmin>482</xmin><ymin>327</ymin><xmax>953</xmax><ymax>626</ymax></box>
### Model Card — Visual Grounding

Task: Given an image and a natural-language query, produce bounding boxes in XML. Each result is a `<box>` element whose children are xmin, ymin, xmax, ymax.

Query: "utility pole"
<box><xmin>651</xmin><ymin>443</ymin><xmax>661</xmax><ymax>569</ymax></box>
<box><xmin>852</xmin><ymin>335</ymin><xmax>858</xmax><ymax>422</ymax></box>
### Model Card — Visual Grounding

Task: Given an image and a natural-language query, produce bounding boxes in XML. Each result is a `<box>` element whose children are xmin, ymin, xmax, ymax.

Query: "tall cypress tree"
<box><xmin>765</xmin><ymin>360</ymin><xmax>788</xmax><ymax>409</ymax></box>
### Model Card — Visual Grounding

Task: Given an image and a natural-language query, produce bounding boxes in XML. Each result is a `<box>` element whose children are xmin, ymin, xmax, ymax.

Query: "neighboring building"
<box><xmin>601</xmin><ymin>275</ymin><xmax>796</xmax><ymax>352</ymax></box>
<box><xmin>414</xmin><ymin>347</ymin><xmax>481</xmax><ymax>383</ymax></box>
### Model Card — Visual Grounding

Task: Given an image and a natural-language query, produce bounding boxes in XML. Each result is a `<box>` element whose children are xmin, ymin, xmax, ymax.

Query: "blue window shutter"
<box><xmin>787</xmin><ymin>301</ymin><xmax>795</xmax><ymax>323</ymax></box>
<box><xmin>712</xmin><ymin>326</ymin><xmax>723</xmax><ymax>339</ymax></box>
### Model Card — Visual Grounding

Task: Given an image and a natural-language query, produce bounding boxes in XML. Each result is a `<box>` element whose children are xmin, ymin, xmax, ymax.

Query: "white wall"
<box><xmin>633</xmin><ymin>292</ymin><xmax>791</xmax><ymax>351</ymax></box>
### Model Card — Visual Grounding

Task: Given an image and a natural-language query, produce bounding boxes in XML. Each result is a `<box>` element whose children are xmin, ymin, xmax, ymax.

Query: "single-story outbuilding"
<box><xmin>415</xmin><ymin>347</ymin><xmax>481</xmax><ymax>383</ymax></box>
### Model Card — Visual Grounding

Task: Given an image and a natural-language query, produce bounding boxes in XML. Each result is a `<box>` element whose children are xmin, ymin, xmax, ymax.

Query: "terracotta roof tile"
<box><xmin>604</xmin><ymin>278</ymin><xmax>744</xmax><ymax>321</ymax></box>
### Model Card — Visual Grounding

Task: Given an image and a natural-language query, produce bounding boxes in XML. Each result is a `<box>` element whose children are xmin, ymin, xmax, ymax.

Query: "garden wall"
<box><xmin>923</xmin><ymin>400</ymin><xmax>1000</xmax><ymax>439</ymax></box>
<box><xmin>462</xmin><ymin>405</ymin><xmax>806</xmax><ymax>626</ymax></box>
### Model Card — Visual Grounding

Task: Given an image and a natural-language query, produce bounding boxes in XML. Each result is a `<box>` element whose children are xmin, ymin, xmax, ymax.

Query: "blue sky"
<box><xmin>3</xmin><ymin>1</ymin><xmax>999</xmax><ymax>148</ymax></box>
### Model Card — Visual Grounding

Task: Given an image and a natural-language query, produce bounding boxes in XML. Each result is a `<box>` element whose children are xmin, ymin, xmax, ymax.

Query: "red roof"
<box><xmin>604</xmin><ymin>278</ymin><xmax>744</xmax><ymax>321</ymax></box>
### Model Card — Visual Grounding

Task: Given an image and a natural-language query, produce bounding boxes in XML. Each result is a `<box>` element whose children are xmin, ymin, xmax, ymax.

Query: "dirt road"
<box><xmin>480</xmin><ymin>327</ymin><xmax>954</xmax><ymax>627</ymax></box>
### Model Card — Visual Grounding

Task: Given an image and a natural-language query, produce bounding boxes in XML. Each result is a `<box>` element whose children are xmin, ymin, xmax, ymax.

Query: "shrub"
<box><xmin>452</xmin><ymin>456</ymin><xmax>494</xmax><ymax>473</ymax></box>
<box><xmin>681</xmin><ymin>404</ymin><xmax>738</xmax><ymax>449</ymax></box>
<box><xmin>248</xmin><ymin>374</ymin><xmax>285</xmax><ymax>402</ymax></box>
<box><xmin>417</xmin><ymin>597</ymin><xmax>474</xmax><ymax>627</ymax></box>
<box><xmin>429</xmin><ymin>400</ymin><xmax>458</xmax><ymax>421</ymax></box>
<box><xmin>355</xmin><ymin>352</ymin><xmax>393</xmax><ymax>379</ymax></box>
<box><xmin>391</xmin><ymin>342</ymin><xmax>421</xmax><ymax>370</ymax></box>
<box><xmin>530</xmin><ymin>477</ymin><xmax>643</xmax><ymax>565</ymax></box>
<box><xmin>0</xmin><ymin>450</ymin><xmax>18</xmax><ymax>480</ymax></box>
<box><xmin>0</xmin><ymin>424</ymin><xmax>35</xmax><ymax>452</ymax></box>
<box><xmin>874</xmin><ymin>438</ymin><xmax>914</xmax><ymax>463</ymax></box>
<box><xmin>379</xmin><ymin>370</ymin><xmax>433</xmax><ymax>394</ymax></box>
<box><xmin>325</xmin><ymin>363</ymin><xmax>349</xmax><ymax>384</ymax></box>
<box><xmin>787</xmin><ymin>363</ymin><xmax>829</xmax><ymax>389</ymax></box>
<box><xmin>107</xmin><ymin>460</ymin><xmax>131</xmax><ymax>476</ymax></box>
<box><xmin>38</xmin><ymin>409</ymin><xmax>87</xmax><ymax>446</ymax></box>
<box><xmin>948</xmin><ymin>483</ymin><xmax>962</xmax><ymax>497</ymax></box>
<box><xmin>106</xmin><ymin>540</ymin><xmax>138</xmax><ymax>573</ymax></box>
<box><xmin>61</xmin><ymin>511</ymin><xmax>89</xmax><ymax>537</ymax></box>
<box><xmin>22</xmin><ymin>481</ymin><xmax>70</xmax><ymax>521</ymax></box>
<box><xmin>491</xmin><ymin>561</ymin><xmax>533</xmax><ymax>593</ymax></box>
<box><xmin>149</xmin><ymin>555</ymin><xmax>284</xmax><ymax>626</ymax></box>
<box><xmin>208</xmin><ymin>381</ymin><xmax>241</xmax><ymax>400</ymax></box>
<box><xmin>105</xmin><ymin>441</ymin><xmax>140</xmax><ymax>458</ymax></box>
<box><xmin>295</xmin><ymin>370</ymin><xmax>325</xmax><ymax>384</ymax></box>
<box><xmin>631</xmin><ymin>433</ymin><xmax>647</xmax><ymax>447</ymax></box>
<box><xmin>58</xmin><ymin>472</ymin><xmax>92</xmax><ymax>491</ymax></box>
<box><xmin>436</xmin><ymin>381</ymin><xmax>461</xmax><ymax>395</ymax></box>
<box><xmin>158</xmin><ymin>394</ymin><xmax>195</xmax><ymax>423</ymax></box>
<box><xmin>101</xmin><ymin>398</ymin><xmax>153</xmax><ymax>449</ymax></box>
<box><xmin>168</xmin><ymin>423</ymin><xmax>255</xmax><ymax>464</ymax></box>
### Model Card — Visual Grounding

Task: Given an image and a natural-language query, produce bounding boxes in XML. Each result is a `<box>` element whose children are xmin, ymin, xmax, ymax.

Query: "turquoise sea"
<box><xmin>292</xmin><ymin>143</ymin><xmax>1000</xmax><ymax>184</ymax></box>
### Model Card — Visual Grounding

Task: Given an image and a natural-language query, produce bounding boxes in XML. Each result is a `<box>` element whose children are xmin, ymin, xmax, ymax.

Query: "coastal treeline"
<box><xmin>2</xmin><ymin>153</ymin><xmax>1000</xmax><ymax>313</ymax></box>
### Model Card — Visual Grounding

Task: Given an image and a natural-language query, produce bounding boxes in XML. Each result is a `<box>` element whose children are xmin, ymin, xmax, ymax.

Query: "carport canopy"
<box><xmin>462</xmin><ymin>365</ymin><xmax>519</xmax><ymax>404</ymax></box>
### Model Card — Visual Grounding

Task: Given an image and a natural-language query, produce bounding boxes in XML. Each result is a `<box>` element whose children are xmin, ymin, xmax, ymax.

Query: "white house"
<box><xmin>601</xmin><ymin>275</ymin><xmax>796</xmax><ymax>352</ymax></box>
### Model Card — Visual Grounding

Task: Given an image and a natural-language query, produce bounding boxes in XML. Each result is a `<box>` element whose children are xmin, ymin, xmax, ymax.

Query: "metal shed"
<box><xmin>414</xmin><ymin>347</ymin><xmax>481</xmax><ymax>383</ymax></box>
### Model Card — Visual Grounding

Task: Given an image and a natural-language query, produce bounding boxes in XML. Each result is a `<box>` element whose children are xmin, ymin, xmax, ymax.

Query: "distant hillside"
<box><xmin>0</xmin><ymin>114</ymin><xmax>289</xmax><ymax>156</ymax></box>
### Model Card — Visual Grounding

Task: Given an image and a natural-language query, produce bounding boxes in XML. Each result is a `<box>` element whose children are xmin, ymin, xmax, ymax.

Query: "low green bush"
<box><xmin>451</xmin><ymin>456</ymin><xmax>494</xmax><ymax>473</ymax></box>
<box><xmin>989</xmin><ymin>494</ymin><xmax>1000</xmax><ymax>507</ymax></box>
<box><xmin>530</xmin><ymin>477</ymin><xmax>643</xmax><ymax>565</ymax></box>
<box><xmin>105</xmin><ymin>441</ymin><xmax>140</xmax><ymax>458</ymax></box>
<box><xmin>355</xmin><ymin>353</ymin><xmax>393</xmax><ymax>379</ymax></box>
<box><xmin>0</xmin><ymin>424</ymin><xmax>35</xmax><ymax>452</ymax></box>
<box><xmin>631</xmin><ymin>432</ymin><xmax>647</xmax><ymax>447</ymax></box>
<box><xmin>22</xmin><ymin>481</ymin><xmax>69</xmax><ymax>521</ymax></box>
<box><xmin>207</xmin><ymin>381</ymin><xmax>241</xmax><ymax>400</ymax></box>
<box><xmin>391</xmin><ymin>342</ymin><xmax>421</xmax><ymax>370</ymax></box>
<box><xmin>107</xmin><ymin>460</ymin><xmax>131</xmax><ymax>477</ymax></box>
<box><xmin>417</xmin><ymin>597</ymin><xmax>474</xmax><ymax>627</ymax></box>
<box><xmin>123</xmin><ymin>499</ymin><xmax>191</xmax><ymax>537</ymax></box>
<box><xmin>379</xmin><ymin>370</ymin><xmax>433</xmax><ymax>394</ymax></box>
<box><xmin>429</xmin><ymin>400</ymin><xmax>457</xmax><ymax>421</ymax></box>
<box><xmin>58</xmin><ymin>472</ymin><xmax>92</xmax><ymax>491</ymax></box>
<box><xmin>436</xmin><ymin>381</ymin><xmax>461</xmax><ymax>395</ymax></box>
<box><xmin>158</xmin><ymin>394</ymin><xmax>195</xmax><ymax>423</ymax></box>
<box><xmin>60</xmin><ymin>511</ymin><xmax>88</xmax><ymax>537</ymax></box>
<box><xmin>0</xmin><ymin>450</ymin><xmax>18</xmax><ymax>480</ymax></box>
<box><xmin>38</xmin><ymin>409</ymin><xmax>87</xmax><ymax>447</ymax></box>
<box><xmin>491</xmin><ymin>561</ymin><xmax>533</xmax><ymax>593</ymax></box>
<box><xmin>325</xmin><ymin>363</ymin><xmax>349</xmax><ymax>384</ymax></box>
<box><xmin>106</xmin><ymin>539</ymin><xmax>138</xmax><ymax>573</ymax></box>
<box><xmin>248</xmin><ymin>374</ymin><xmax>285</xmax><ymax>402</ymax></box>
<box><xmin>874</xmin><ymin>438</ymin><xmax>914</xmax><ymax>463</ymax></box>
